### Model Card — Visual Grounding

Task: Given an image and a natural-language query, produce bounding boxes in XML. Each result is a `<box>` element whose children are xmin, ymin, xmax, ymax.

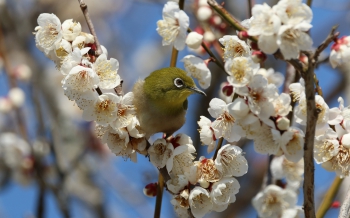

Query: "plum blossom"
<box><xmin>219</xmin><ymin>35</ymin><xmax>251</xmax><ymax>61</ymax></box>
<box><xmin>181</xmin><ymin>55</ymin><xmax>211</xmax><ymax>89</ymax></box>
<box><xmin>61</xmin><ymin>19</ymin><xmax>82</xmax><ymax>41</ymax></box>
<box><xmin>273</xmin><ymin>0</ymin><xmax>313</xmax><ymax>25</ymax></box>
<box><xmin>225</xmin><ymin>57</ymin><xmax>259</xmax><ymax>87</ymax></box>
<box><xmin>329</xmin><ymin>36</ymin><xmax>350</xmax><ymax>68</ymax></box>
<box><xmin>215</xmin><ymin>144</ymin><xmax>248</xmax><ymax>177</ymax></box>
<box><xmin>148</xmin><ymin>138</ymin><xmax>173</xmax><ymax>168</ymax></box>
<box><xmin>272</xmin><ymin>93</ymin><xmax>292</xmax><ymax>117</ymax></box>
<box><xmin>328</xmin><ymin>97</ymin><xmax>350</xmax><ymax>128</ymax></box>
<box><xmin>314</xmin><ymin>128</ymin><xmax>339</xmax><ymax>164</ymax></box>
<box><xmin>210</xmin><ymin>178</ymin><xmax>240</xmax><ymax>212</ymax></box>
<box><xmin>236</xmin><ymin>74</ymin><xmax>278</xmax><ymax>120</ymax></box>
<box><xmin>92</xmin><ymin>54</ymin><xmax>121</xmax><ymax>89</ymax></box>
<box><xmin>271</xmin><ymin>127</ymin><xmax>304</xmax><ymax>162</ymax></box>
<box><xmin>271</xmin><ymin>156</ymin><xmax>304</xmax><ymax>191</ymax></box>
<box><xmin>166</xmin><ymin>134</ymin><xmax>196</xmax><ymax>177</ymax></box>
<box><xmin>252</xmin><ymin>184</ymin><xmax>297</xmax><ymax>218</ymax></box>
<box><xmin>294</xmin><ymin>95</ymin><xmax>329</xmax><ymax>129</ymax></box>
<box><xmin>289</xmin><ymin>78</ymin><xmax>305</xmax><ymax>102</ymax></box>
<box><xmin>252</xmin><ymin>124</ymin><xmax>279</xmax><ymax>154</ymax></box>
<box><xmin>256</xmin><ymin>68</ymin><xmax>284</xmax><ymax>88</ymax></box>
<box><xmin>185</xmin><ymin>32</ymin><xmax>203</xmax><ymax>49</ymax></box>
<box><xmin>156</xmin><ymin>1</ymin><xmax>189</xmax><ymax>50</ymax></box>
<box><xmin>60</xmin><ymin>47</ymin><xmax>91</xmax><ymax>75</ymax></box>
<box><xmin>189</xmin><ymin>187</ymin><xmax>213</xmax><ymax>218</ymax></box>
<box><xmin>109</xmin><ymin>92</ymin><xmax>135</xmax><ymax>129</ymax></box>
<box><xmin>171</xmin><ymin>189</ymin><xmax>190</xmax><ymax>217</ymax></box>
<box><xmin>81</xmin><ymin>93</ymin><xmax>121</xmax><ymax>126</ymax></box>
<box><xmin>248</xmin><ymin>3</ymin><xmax>281</xmax><ymax>54</ymax></box>
<box><xmin>277</xmin><ymin>23</ymin><xmax>313</xmax><ymax>60</ymax></box>
<box><xmin>197</xmin><ymin>116</ymin><xmax>216</xmax><ymax>153</ymax></box>
<box><xmin>35</xmin><ymin>13</ymin><xmax>62</xmax><ymax>54</ymax></box>
<box><xmin>208</xmin><ymin>98</ymin><xmax>246</xmax><ymax>142</ymax></box>
<box><xmin>62</xmin><ymin>65</ymin><xmax>99</xmax><ymax>101</ymax></box>
<box><xmin>166</xmin><ymin>175</ymin><xmax>188</xmax><ymax>194</ymax></box>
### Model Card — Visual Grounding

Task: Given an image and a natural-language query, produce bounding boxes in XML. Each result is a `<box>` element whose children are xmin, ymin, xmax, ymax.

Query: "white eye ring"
<box><xmin>174</xmin><ymin>78</ymin><xmax>184</xmax><ymax>88</ymax></box>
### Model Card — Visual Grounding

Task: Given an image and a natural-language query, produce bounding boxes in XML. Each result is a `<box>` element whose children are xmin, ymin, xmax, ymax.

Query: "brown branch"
<box><xmin>207</xmin><ymin>0</ymin><xmax>258</xmax><ymax>42</ymax></box>
<box><xmin>77</xmin><ymin>0</ymin><xmax>102</xmax><ymax>56</ymax></box>
<box><xmin>154</xmin><ymin>173</ymin><xmax>165</xmax><ymax>218</ymax></box>
<box><xmin>298</xmin><ymin>28</ymin><xmax>340</xmax><ymax>216</ymax></box>
<box><xmin>213</xmin><ymin>137</ymin><xmax>224</xmax><ymax>160</ymax></box>
<box><xmin>316</xmin><ymin>177</ymin><xmax>343</xmax><ymax>218</ymax></box>
<box><xmin>313</xmin><ymin>25</ymin><xmax>339</xmax><ymax>61</ymax></box>
<box><xmin>302</xmin><ymin>51</ymin><xmax>317</xmax><ymax>218</ymax></box>
<box><xmin>307</xmin><ymin>0</ymin><xmax>313</xmax><ymax>7</ymax></box>
<box><xmin>247</xmin><ymin>0</ymin><xmax>253</xmax><ymax>18</ymax></box>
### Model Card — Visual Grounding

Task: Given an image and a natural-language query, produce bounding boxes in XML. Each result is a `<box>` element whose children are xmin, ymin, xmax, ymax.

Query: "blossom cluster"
<box><xmin>329</xmin><ymin>36</ymin><xmax>350</xmax><ymax>68</ymax></box>
<box><xmin>147</xmin><ymin>134</ymin><xmax>248</xmax><ymax>217</ymax></box>
<box><xmin>34</xmin><ymin>13</ymin><xmax>147</xmax><ymax>162</ymax></box>
<box><xmin>199</xmin><ymin>33</ymin><xmax>305</xmax><ymax>165</ymax></box>
<box><xmin>245</xmin><ymin>0</ymin><xmax>313</xmax><ymax>60</ymax></box>
<box><xmin>252</xmin><ymin>155</ymin><xmax>304</xmax><ymax>217</ymax></box>
<box><xmin>0</xmin><ymin>133</ymin><xmax>34</xmax><ymax>185</ymax></box>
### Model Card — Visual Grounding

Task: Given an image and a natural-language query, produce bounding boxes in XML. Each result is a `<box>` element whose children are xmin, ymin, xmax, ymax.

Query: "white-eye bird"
<box><xmin>133</xmin><ymin>67</ymin><xmax>206</xmax><ymax>138</ymax></box>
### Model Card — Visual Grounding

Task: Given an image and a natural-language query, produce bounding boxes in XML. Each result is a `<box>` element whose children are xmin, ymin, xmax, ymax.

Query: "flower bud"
<box><xmin>276</xmin><ymin>117</ymin><xmax>290</xmax><ymax>131</ymax></box>
<box><xmin>250</xmin><ymin>41</ymin><xmax>259</xmax><ymax>50</ymax></box>
<box><xmin>341</xmin><ymin>133</ymin><xmax>350</xmax><ymax>148</ymax></box>
<box><xmin>251</xmin><ymin>50</ymin><xmax>267</xmax><ymax>63</ymax></box>
<box><xmin>0</xmin><ymin>97</ymin><xmax>12</xmax><ymax>113</ymax></box>
<box><xmin>186</xmin><ymin>32</ymin><xmax>203</xmax><ymax>49</ymax></box>
<box><xmin>143</xmin><ymin>182</ymin><xmax>157</xmax><ymax>197</ymax></box>
<box><xmin>197</xmin><ymin>6</ymin><xmax>212</xmax><ymax>21</ymax></box>
<box><xmin>13</xmin><ymin>64</ymin><xmax>32</xmax><ymax>82</ymax></box>
<box><xmin>203</xmin><ymin>31</ymin><xmax>215</xmax><ymax>42</ymax></box>
<box><xmin>238</xmin><ymin>31</ymin><xmax>249</xmax><ymax>40</ymax></box>
<box><xmin>209</xmin><ymin>15</ymin><xmax>222</xmax><ymax>26</ymax></box>
<box><xmin>198</xmin><ymin>178</ymin><xmax>210</xmax><ymax>188</ymax></box>
<box><xmin>299</xmin><ymin>54</ymin><xmax>308</xmax><ymax>65</ymax></box>
<box><xmin>222</xmin><ymin>84</ymin><xmax>233</xmax><ymax>96</ymax></box>
<box><xmin>198</xmin><ymin>0</ymin><xmax>209</xmax><ymax>6</ymax></box>
<box><xmin>8</xmin><ymin>87</ymin><xmax>25</xmax><ymax>108</ymax></box>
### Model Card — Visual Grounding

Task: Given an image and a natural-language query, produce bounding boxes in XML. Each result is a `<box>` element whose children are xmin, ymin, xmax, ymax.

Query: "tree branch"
<box><xmin>77</xmin><ymin>0</ymin><xmax>102</xmax><ymax>56</ymax></box>
<box><xmin>207</xmin><ymin>0</ymin><xmax>258</xmax><ymax>42</ymax></box>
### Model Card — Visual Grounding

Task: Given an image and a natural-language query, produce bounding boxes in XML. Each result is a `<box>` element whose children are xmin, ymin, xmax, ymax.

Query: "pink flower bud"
<box><xmin>250</xmin><ymin>41</ymin><xmax>259</xmax><ymax>50</ymax></box>
<box><xmin>143</xmin><ymin>183</ymin><xmax>158</xmax><ymax>197</ymax></box>
<box><xmin>238</xmin><ymin>31</ymin><xmax>249</xmax><ymax>40</ymax></box>
<box><xmin>222</xmin><ymin>84</ymin><xmax>234</xmax><ymax>96</ymax></box>
<box><xmin>251</xmin><ymin>50</ymin><xmax>267</xmax><ymax>63</ymax></box>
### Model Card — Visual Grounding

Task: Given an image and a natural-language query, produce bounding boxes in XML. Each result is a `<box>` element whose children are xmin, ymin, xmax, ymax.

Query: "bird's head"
<box><xmin>144</xmin><ymin>67</ymin><xmax>205</xmax><ymax>109</ymax></box>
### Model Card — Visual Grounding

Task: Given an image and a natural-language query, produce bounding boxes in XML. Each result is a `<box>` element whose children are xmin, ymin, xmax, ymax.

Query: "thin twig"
<box><xmin>213</xmin><ymin>137</ymin><xmax>224</xmax><ymax>160</ymax></box>
<box><xmin>187</xmin><ymin>28</ymin><xmax>227</xmax><ymax>73</ymax></box>
<box><xmin>316</xmin><ymin>177</ymin><xmax>343</xmax><ymax>218</ymax></box>
<box><xmin>170</xmin><ymin>48</ymin><xmax>179</xmax><ymax>67</ymax></box>
<box><xmin>207</xmin><ymin>0</ymin><xmax>258</xmax><ymax>42</ymax></box>
<box><xmin>77</xmin><ymin>0</ymin><xmax>102</xmax><ymax>56</ymax></box>
<box><xmin>247</xmin><ymin>0</ymin><xmax>253</xmax><ymax>18</ymax></box>
<box><xmin>154</xmin><ymin>173</ymin><xmax>164</xmax><ymax>218</ymax></box>
<box><xmin>307</xmin><ymin>0</ymin><xmax>313</xmax><ymax>7</ymax></box>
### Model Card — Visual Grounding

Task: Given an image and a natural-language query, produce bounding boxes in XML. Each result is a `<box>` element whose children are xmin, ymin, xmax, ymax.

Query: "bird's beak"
<box><xmin>187</xmin><ymin>86</ymin><xmax>206</xmax><ymax>96</ymax></box>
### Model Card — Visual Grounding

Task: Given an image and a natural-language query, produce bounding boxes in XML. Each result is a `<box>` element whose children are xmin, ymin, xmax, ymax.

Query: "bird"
<box><xmin>133</xmin><ymin>67</ymin><xmax>206</xmax><ymax>138</ymax></box>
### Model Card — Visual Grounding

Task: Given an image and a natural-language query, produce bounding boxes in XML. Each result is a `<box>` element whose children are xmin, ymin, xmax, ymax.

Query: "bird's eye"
<box><xmin>174</xmin><ymin>78</ymin><xmax>184</xmax><ymax>88</ymax></box>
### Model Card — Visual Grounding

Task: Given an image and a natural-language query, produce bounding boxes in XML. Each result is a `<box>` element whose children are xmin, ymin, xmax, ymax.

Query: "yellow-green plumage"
<box><xmin>133</xmin><ymin>67</ymin><xmax>205</xmax><ymax>138</ymax></box>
